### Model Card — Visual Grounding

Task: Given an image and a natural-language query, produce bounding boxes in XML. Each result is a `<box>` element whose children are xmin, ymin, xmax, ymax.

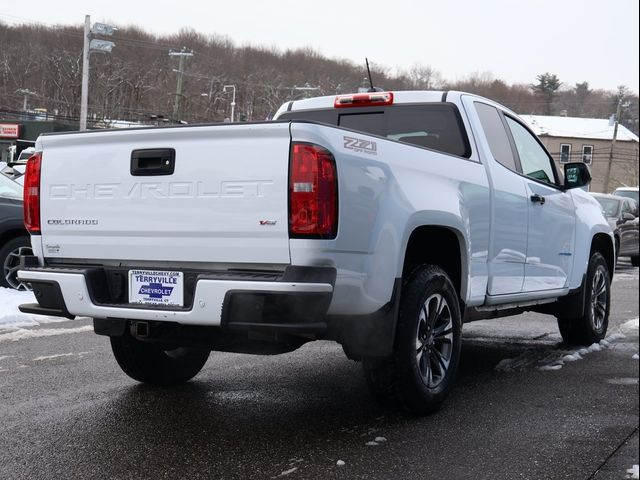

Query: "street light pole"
<box><xmin>80</xmin><ymin>15</ymin><xmax>90</xmax><ymax>131</ymax></box>
<box><xmin>223</xmin><ymin>85</ymin><xmax>236</xmax><ymax>122</ymax></box>
<box><xmin>79</xmin><ymin>16</ymin><xmax>116</xmax><ymax>131</ymax></box>
<box><xmin>16</xmin><ymin>89</ymin><xmax>37</xmax><ymax>112</ymax></box>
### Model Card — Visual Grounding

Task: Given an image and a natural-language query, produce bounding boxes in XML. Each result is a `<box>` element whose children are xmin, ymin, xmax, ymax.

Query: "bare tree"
<box><xmin>0</xmin><ymin>22</ymin><xmax>637</xmax><ymax>133</ymax></box>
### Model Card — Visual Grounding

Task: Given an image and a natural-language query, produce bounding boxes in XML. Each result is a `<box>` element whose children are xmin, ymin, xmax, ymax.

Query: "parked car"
<box><xmin>0</xmin><ymin>147</ymin><xmax>33</xmax><ymax>185</ymax></box>
<box><xmin>612</xmin><ymin>186</ymin><xmax>639</xmax><ymax>205</ymax></box>
<box><xmin>591</xmin><ymin>193</ymin><xmax>639</xmax><ymax>266</ymax></box>
<box><xmin>15</xmin><ymin>147</ymin><xmax>36</xmax><ymax>164</ymax></box>
<box><xmin>0</xmin><ymin>173</ymin><xmax>31</xmax><ymax>290</ymax></box>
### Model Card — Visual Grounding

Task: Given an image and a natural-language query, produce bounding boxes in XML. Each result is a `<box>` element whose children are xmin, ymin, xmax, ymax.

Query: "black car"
<box><xmin>591</xmin><ymin>193</ymin><xmax>640</xmax><ymax>266</ymax></box>
<box><xmin>0</xmin><ymin>173</ymin><xmax>32</xmax><ymax>290</ymax></box>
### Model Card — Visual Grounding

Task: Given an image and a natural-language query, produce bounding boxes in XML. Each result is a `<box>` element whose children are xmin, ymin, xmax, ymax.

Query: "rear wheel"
<box><xmin>557</xmin><ymin>252</ymin><xmax>610</xmax><ymax>345</ymax></box>
<box><xmin>111</xmin><ymin>329</ymin><xmax>210</xmax><ymax>385</ymax></box>
<box><xmin>0</xmin><ymin>236</ymin><xmax>32</xmax><ymax>291</ymax></box>
<box><xmin>363</xmin><ymin>265</ymin><xmax>462</xmax><ymax>415</ymax></box>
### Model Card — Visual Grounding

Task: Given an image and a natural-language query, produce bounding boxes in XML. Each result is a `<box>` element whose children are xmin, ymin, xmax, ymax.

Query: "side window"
<box><xmin>560</xmin><ymin>143</ymin><xmax>572</xmax><ymax>163</ymax></box>
<box><xmin>581</xmin><ymin>145</ymin><xmax>593</xmax><ymax>164</ymax></box>
<box><xmin>385</xmin><ymin>105</ymin><xmax>471</xmax><ymax>158</ymax></box>
<box><xmin>474</xmin><ymin>102</ymin><xmax>517</xmax><ymax>171</ymax></box>
<box><xmin>621</xmin><ymin>200</ymin><xmax>630</xmax><ymax>215</ymax></box>
<box><xmin>623</xmin><ymin>199</ymin><xmax>638</xmax><ymax>217</ymax></box>
<box><xmin>505</xmin><ymin>116</ymin><xmax>557</xmax><ymax>185</ymax></box>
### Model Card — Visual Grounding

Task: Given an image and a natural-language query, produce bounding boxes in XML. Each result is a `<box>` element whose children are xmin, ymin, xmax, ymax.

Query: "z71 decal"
<box><xmin>343</xmin><ymin>136</ymin><xmax>377</xmax><ymax>155</ymax></box>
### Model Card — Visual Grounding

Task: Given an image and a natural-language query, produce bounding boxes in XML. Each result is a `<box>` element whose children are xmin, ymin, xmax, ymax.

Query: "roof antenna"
<box><xmin>365</xmin><ymin>58</ymin><xmax>383</xmax><ymax>92</ymax></box>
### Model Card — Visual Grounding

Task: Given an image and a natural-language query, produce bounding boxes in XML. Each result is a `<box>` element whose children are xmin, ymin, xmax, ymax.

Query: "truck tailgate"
<box><xmin>37</xmin><ymin>123</ymin><xmax>291</xmax><ymax>265</ymax></box>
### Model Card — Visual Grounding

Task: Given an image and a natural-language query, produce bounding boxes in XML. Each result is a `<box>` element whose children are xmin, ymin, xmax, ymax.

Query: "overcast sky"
<box><xmin>1</xmin><ymin>0</ymin><xmax>638</xmax><ymax>93</ymax></box>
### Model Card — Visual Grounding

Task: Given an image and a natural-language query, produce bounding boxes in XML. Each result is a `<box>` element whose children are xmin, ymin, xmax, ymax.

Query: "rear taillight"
<box><xmin>23</xmin><ymin>152</ymin><xmax>42</xmax><ymax>234</ymax></box>
<box><xmin>289</xmin><ymin>142</ymin><xmax>338</xmax><ymax>238</ymax></box>
<box><xmin>334</xmin><ymin>92</ymin><xmax>394</xmax><ymax>108</ymax></box>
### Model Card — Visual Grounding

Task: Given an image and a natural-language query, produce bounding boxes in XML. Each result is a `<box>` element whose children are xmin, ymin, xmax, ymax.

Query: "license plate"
<box><xmin>129</xmin><ymin>270</ymin><xmax>184</xmax><ymax>306</ymax></box>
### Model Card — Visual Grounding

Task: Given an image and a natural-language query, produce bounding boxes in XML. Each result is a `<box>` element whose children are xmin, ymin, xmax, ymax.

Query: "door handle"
<box><xmin>530</xmin><ymin>194</ymin><xmax>545</xmax><ymax>205</ymax></box>
<box><xmin>131</xmin><ymin>148</ymin><xmax>175</xmax><ymax>176</ymax></box>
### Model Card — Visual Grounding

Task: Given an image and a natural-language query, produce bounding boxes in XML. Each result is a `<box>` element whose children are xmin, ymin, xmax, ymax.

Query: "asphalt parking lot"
<box><xmin>0</xmin><ymin>260</ymin><xmax>638</xmax><ymax>480</ymax></box>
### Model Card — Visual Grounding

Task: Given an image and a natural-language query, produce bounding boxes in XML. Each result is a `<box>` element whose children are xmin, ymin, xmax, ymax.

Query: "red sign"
<box><xmin>0</xmin><ymin>123</ymin><xmax>21</xmax><ymax>139</ymax></box>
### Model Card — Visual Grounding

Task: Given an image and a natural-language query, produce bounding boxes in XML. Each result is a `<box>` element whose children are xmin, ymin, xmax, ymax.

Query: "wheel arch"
<box><xmin>591</xmin><ymin>232</ymin><xmax>615</xmax><ymax>279</ymax></box>
<box><xmin>401</xmin><ymin>225</ymin><xmax>468</xmax><ymax>306</ymax></box>
<box><xmin>0</xmin><ymin>228</ymin><xmax>29</xmax><ymax>249</ymax></box>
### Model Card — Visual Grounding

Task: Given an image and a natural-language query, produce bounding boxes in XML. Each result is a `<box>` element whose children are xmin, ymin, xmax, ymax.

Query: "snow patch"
<box><xmin>0</xmin><ymin>288</ymin><xmax>72</xmax><ymax>330</ymax></box>
<box><xmin>606</xmin><ymin>377</ymin><xmax>638</xmax><ymax>385</ymax></box>
<box><xmin>495</xmin><ymin>324</ymin><xmax>632</xmax><ymax>372</ymax></box>
<box><xmin>538</xmin><ymin>364</ymin><xmax>563</xmax><ymax>371</ymax></box>
<box><xmin>632</xmin><ymin>354</ymin><xmax>639</xmax><ymax>360</ymax></box>
<box><xmin>620</xmin><ymin>318</ymin><xmax>639</xmax><ymax>334</ymax></box>
<box><xmin>279</xmin><ymin>467</ymin><xmax>298</xmax><ymax>476</ymax></box>
<box><xmin>561</xmin><ymin>353</ymin><xmax>582</xmax><ymax>362</ymax></box>
<box><xmin>587</xmin><ymin>343</ymin><xmax>603</xmax><ymax>352</ymax></box>
<box><xmin>365</xmin><ymin>441</ymin><xmax>379</xmax><ymax>446</ymax></box>
<box><xmin>627</xmin><ymin>464</ymin><xmax>639</xmax><ymax>479</ymax></box>
<box><xmin>607</xmin><ymin>332</ymin><xmax>626</xmax><ymax>341</ymax></box>
<box><xmin>336</xmin><ymin>460</ymin><xmax>345</xmax><ymax>467</ymax></box>
<box><xmin>33</xmin><ymin>353</ymin><xmax>75</xmax><ymax>361</ymax></box>
<box><xmin>0</xmin><ymin>326</ymin><xmax>93</xmax><ymax>343</ymax></box>
<box><xmin>0</xmin><ymin>355</ymin><xmax>13</xmax><ymax>361</ymax></box>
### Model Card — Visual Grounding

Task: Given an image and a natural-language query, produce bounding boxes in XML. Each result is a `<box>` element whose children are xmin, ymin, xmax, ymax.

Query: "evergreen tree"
<box><xmin>531</xmin><ymin>73</ymin><xmax>562</xmax><ymax>115</ymax></box>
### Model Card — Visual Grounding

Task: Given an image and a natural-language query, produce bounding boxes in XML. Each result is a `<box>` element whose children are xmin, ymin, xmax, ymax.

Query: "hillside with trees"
<box><xmin>1</xmin><ymin>22</ymin><xmax>638</xmax><ymax>134</ymax></box>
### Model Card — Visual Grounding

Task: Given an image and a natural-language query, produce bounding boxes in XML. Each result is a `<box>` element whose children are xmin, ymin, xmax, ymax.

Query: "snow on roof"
<box><xmin>520</xmin><ymin>115</ymin><xmax>639</xmax><ymax>143</ymax></box>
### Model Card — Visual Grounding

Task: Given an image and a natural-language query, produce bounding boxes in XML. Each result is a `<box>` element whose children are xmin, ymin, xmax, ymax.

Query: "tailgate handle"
<box><xmin>130</xmin><ymin>148</ymin><xmax>175</xmax><ymax>176</ymax></box>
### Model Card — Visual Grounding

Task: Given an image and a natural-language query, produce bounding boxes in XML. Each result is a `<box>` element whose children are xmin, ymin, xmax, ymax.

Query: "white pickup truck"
<box><xmin>18</xmin><ymin>90</ymin><xmax>614</xmax><ymax>414</ymax></box>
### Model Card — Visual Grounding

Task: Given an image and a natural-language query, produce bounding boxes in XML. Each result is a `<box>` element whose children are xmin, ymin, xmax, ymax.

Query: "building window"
<box><xmin>560</xmin><ymin>143</ymin><xmax>572</xmax><ymax>163</ymax></box>
<box><xmin>582</xmin><ymin>145</ymin><xmax>593</xmax><ymax>165</ymax></box>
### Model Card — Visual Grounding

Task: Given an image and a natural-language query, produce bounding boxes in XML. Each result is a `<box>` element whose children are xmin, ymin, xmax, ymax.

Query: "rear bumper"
<box><xmin>18</xmin><ymin>266</ymin><xmax>334</xmax><ymax>328</ymax></box>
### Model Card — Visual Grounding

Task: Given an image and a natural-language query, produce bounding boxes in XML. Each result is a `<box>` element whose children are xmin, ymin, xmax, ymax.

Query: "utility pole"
<box><xmin>603</xmin><ymin>99</ymin><xmax>623</xmax><ymax>193</ymax></box>
<box><xmin>169</xmin><ymin>48</ymin><xmax>194</xmax><ymax>122</ymax></box>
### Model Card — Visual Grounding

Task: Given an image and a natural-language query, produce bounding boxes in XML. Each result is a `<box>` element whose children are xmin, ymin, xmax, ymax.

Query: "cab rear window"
<box><xmin>279</xmin><ymin>103</ymin><xmax>471</xmax><ymax>158</ymax></box>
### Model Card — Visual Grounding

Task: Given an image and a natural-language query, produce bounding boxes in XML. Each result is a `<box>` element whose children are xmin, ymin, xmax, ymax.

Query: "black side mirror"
<box><xmin>564</xmin><ymin>162</ymin><xmax>591</xmax><ymax>189</ymax></box>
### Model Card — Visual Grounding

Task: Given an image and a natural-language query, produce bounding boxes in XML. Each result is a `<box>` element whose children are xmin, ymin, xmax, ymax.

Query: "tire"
<box><xmin>557</xmin><ymin>252</ymin><xmax>610</xmax><ymax>346</ymax></box>
<box><xmin>0</xmin><ymin>236</ymin><xmax>32</xmax><ymax>291</ymax></box>
<box><xmin>110</xmin><ymin>329</ymin><xmax>210</xmax><ymax>385</ymax></box>
<box><xmin>631</xmin><ymin>256</ymin><xmax>639</xmax><ymax>267</ymax></box>
<box><xmin>362</xmin><ymin>265</ymin><xmax>462</xmax><ymax>415</ymax></box>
